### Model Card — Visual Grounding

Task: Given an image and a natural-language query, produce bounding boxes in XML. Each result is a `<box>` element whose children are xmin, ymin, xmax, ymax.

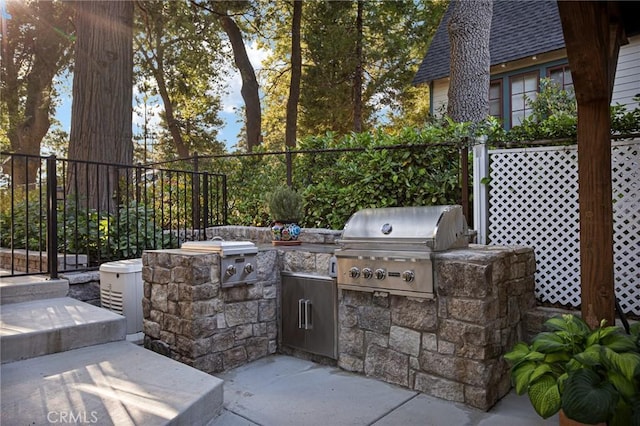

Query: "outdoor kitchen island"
<box><xmin>141</xmin><ymin>220</ymin><xmax>535</xmax><ymax>412</ymax></box>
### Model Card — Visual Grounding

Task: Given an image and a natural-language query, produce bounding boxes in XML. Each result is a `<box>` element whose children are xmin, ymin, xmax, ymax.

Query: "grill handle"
<box><xmin>298</xmin><ymin>299</ymin><xmax>305</xmax><ymax>328</ymax></box>
<box><xmin>298</xmin><ymin>299</ymin><xmax>313</xmax><ymax>330</ymax></box>
<box><xmin>304</xmin><ymin>300</ymin><xmax>313</xmax><ymax>330</ymax></box>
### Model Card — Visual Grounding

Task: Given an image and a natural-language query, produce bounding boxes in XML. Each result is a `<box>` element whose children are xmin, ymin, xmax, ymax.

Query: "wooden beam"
<box><xmin>557</xmin><ymin>1</ymin><xmax>625</xmax><ymax>327</ymax></box>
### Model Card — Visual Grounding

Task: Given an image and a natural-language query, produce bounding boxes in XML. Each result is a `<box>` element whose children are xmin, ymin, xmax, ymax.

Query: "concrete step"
<box><xmin>1</xmin><ymin>340</ymin><xmax>224</xmax><ymax>426</ymax></box>
<box><xmin>0</xmin><ymin>275</ymin><xmax>68</xmax><ymax>304</ymax></box>
<box><xmin>1</xmin><ymin>297</ymin><xmax>126</xmax><ymax>363</ymax></box>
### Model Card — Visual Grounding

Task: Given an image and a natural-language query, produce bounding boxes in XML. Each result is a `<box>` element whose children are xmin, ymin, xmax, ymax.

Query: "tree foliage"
<box><xmin>260</xmin><ymin>0</ymin><xmax>447</xmax><ymax>149</ymax></box>
<box><xmin>134</xmin><ymin>0</ymin><xmax>226</xmax><ymax>159</ymax></box>
<box><xmin>0</xmin><ymin>0</ymin><xmax>74</xmax><ymax>183</ymax></box>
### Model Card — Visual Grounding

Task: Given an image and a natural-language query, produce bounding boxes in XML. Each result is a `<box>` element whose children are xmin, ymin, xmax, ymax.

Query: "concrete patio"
<box><xmin>211</xmin><ymin>355</ymin><xmax>558</xmax><ymax>426</ymax></box>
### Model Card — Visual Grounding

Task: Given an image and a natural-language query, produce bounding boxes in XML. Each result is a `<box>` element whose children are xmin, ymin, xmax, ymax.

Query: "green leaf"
<box><xmin>606</xmin><ymin>370</ymin><xmax>637</xmax><ymax>400</ymax></box>
<box><xmin>587</xmin><ymin>325</ymin><xmax>626</xmax><ymax>347</ymax></box>
<box><xmin>528</xmin><ymin>374</ymin><xmax>561</xmax><ymax>418</ymax></box>
<box><xmin>529</xmin><ymin>364</ymin><xmax>554</xmax><ymax>383</ymax></box>
<box><xmin>604</xmin><ymin>350</ymin><xmax>640</xmax><ymax>381</ymax></box>
<box><xmin>532</xmin><ymin>332</ymin><xmax>570</xmax><ymax>353</ymax></box>
<box><xmin>545</xmin><ymin>315</ymin><xmax>589</xmax><ymax>337</ymax></box>
<box><xmin>544</xmin><ymin>316</ymin><xmax>572</xmax><ymax>332</ymax></box>
<box><xmin>601</xmin><ymin>332</ymin><xmax>638</xmax><ymax>353</ymax></box>
<box><xmin>504</xmin><ymin>342</ymin><xmax>531</xmax><ymax>363</ymax></box>
<box><xmin>574</xmin><ymin>345</ymin><xmax>603</xmax><ymax>367</ymax></box>
<box><xmin>544</xmin><ymin>351</ymin><xmax>571</xmax><ymax>364</ymax></box>
<box><xmin>512</xmin><ymin>362</ymin><xmax>535</xmax><ymax>395</ymax></box>
<box><xmin>523</xmin><ymin>351</ymin><xmax>546</xmax><ymax>362</ymax></box>
<box><xmin>562</xmin><ymin>369</ymin><xmax>618</xmax><ymax>424</ymax></box>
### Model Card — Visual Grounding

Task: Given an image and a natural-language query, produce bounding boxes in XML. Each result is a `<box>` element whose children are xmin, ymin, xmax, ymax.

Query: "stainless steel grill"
<box><xmin>335</xmin><ymin>205</ymin><xmax>468</xmax><ymax>298</ymax></box>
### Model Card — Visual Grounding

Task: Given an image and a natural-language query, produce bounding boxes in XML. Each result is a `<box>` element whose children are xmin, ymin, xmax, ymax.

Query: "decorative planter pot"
<box><xmin>271</xmin><ymin>221</ymin><xmax>301</xmax><ymax>245</ymax></box>
<box><xmin>559</xmin><ymin>410</ymin><xmax>605</xmax><ymax>426</ymax></box>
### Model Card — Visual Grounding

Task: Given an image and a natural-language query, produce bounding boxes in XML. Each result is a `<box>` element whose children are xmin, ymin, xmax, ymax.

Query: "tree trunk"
<box><xmin>218</xmin><ymin>14</ymin><xmax>261</xmax><ymax>151</ymax></box>
<box><xmin>68</xmin><ymin>1</ymin><xmax>134</xmax><ymax>212</ymax></box>
<box><xmin>285</xmin><ymin>0</ymin><xmax>302</xmax><ymax>149</ymax></box>
<box><xmin>353</xmin><ymin>0</ymin><xmax>364</xmax><ymax>133</ymax></box>
<box><xmin>135</xmin><ymin>2</ymin><xmax>189</xmax><ymax>159</ymax></box>
<box><xmin>447</xmin><ymin>0</ymin><xmax>493</xmax><ymax>123</ymax></box>
<box><xmin>154</xmin><ymin>67</ymin><xmax>190</xmax><ymax>158</ymax></box>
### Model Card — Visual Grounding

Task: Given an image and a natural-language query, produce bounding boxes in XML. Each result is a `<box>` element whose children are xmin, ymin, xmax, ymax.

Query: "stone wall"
<box><xmin>142</xmin><ymin>248</ymin><xmax>279</xmax><ymax>373</ymax></box>
<box><xmin>63</xmin><ymin>271</ymin><xmax>101</xmax><ymax>306</ymax></box>
<box><xmin>337</xmin><ymin>245</ymin><xmax>536</xmax><ymax>411</ymax></box>
<box><xmin>141</xmin><ymin>239</ymin><xmax>337</xmax><ymax>374</ymax></box>
<box><xmin>0</xmin><ymin>248</ymin><xmax>87</xmax><ymax>273</ymax></box>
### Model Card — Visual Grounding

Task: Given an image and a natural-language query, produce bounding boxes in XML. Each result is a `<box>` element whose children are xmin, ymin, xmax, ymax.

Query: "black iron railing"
<box><xmin>0</xmin><ymin>153</ymin><xmax>227</xmax><ymax>278</ymax></box>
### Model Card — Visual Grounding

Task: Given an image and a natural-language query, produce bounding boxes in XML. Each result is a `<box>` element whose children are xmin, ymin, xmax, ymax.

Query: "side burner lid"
<box><xmin>338</xmin><ymin>205</ymin><xmax>468</xmax><ymax>251</ymax></box>
<box><xmin>181</xmin><ymin>240</ymin><xmax>258</xmax><ymax>256</ymax></box>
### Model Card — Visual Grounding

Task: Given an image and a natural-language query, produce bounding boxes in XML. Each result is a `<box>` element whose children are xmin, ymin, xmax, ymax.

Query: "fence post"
<box><xmin>135</xmin><ymin>163</ymin><xmax>142</xmax><ymax>203</ymax></box>
<box><xmin>202</xmin><ymin>172</ymin><xmax>209</xmax><ymax>234</ymax></box>
<box><xmin>46</xmin><ymin>155</ymin><xmax>58</xmax><ymax>279</ymax></box>
<box><xmin>472</xmin><ymin>137</ymin><xmax>489</xmax><ymax>244</ymax></box>
<box><xmin>192</xmin><ymin>152</ymin><xmax>201</xmax><ymax>236</ymax></box>
<box><xmin>222</xmin><ymin>174</ymin><xmax>228</xmax><ymax>225</ymax></box>
<box><xmin>286</xmin><ymin>149</ymin><xmax>293</xmax><ymax>187</ymax></box>
<box><xmin>460</xmin><ymin>139</ymin><xmax>470</xmax><ymax>227</ymax></box>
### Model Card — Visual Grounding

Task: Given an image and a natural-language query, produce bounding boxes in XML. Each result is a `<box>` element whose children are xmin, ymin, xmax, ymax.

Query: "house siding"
<box><xmin>612</xmin><ymin>35</ymin><xmax>640</xmax><ymax>109</ymax></box>
<box><xmin>429</xmin><ymin>38</ymin><xmax>639</xmax><ymax>126</ymax></box>
<box><xmin>431</xmin><ymin>80</ymin><xmax>449</xmax><ymax>115</ymax></box>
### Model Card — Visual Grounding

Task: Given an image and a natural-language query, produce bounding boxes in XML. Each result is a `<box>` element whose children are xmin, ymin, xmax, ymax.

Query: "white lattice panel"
<box><xmin>487</xmin><ymin>140</ymin><xmax>639</xmax><ymax>316</ymax></box>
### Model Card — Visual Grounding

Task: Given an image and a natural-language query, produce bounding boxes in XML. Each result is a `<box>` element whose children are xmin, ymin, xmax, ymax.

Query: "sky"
<box><xmin>55</xmin><ymin>41</ymin><xmax>270</xmax><ymax>154</ymax></box>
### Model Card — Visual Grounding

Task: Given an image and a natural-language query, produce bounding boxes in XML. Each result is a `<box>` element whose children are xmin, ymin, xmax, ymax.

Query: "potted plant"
<box><xmin>266</xmin><ymin>186</ymin><xmax>303</xmax><ymax>245</ymax></box>
<box><xmin>504</xmin><ymin>314</ymin><xmax>640</xmax><ymax>426</ymax></box>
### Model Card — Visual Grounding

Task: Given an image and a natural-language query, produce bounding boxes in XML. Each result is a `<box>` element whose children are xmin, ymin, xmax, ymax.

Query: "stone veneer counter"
<box><xmin>337</xmin><ymin>245</ymin><xmax>536</xmax><ymax>411</ymax></box>
<box><xmin>142</xmin><ymin>227</ymin><xmax>536</xmax><ymax>413</ymax></box>
<box><xmin>141</xmin><ymin>240</ymin><xmax>336</xmax><ymax>374</ymax></box>
<box><xmin>142</xmin><ymin>248</ymin><xmax>279</xmax><ymax>373</ymax></box>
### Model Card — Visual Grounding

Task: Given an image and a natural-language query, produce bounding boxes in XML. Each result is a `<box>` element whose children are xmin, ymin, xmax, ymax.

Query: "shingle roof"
<box><xmin>413</xmin><ymin>0</ymin><xmax>566</xmax><ymax>85</ymax></box>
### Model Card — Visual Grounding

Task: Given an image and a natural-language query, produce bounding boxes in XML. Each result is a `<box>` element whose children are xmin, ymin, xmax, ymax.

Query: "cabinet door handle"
<box><xmin>298</xmin><ymin>298</ymin><xmax>305</xmax><ymax>329</ymax></box>
<box><xmin>304</xmin><ymin>299</ymin><xmax>313</xmax><ymax>330</ymax></box>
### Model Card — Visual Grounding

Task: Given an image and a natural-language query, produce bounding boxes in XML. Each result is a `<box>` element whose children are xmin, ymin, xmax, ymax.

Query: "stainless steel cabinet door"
<box><xmin>281</xmin><ymin>275</ymin><xmax>306</xmax><ymax>352</ymax></box>
<box><xmin>281</xmin><ymin>273</ymin><xmax>337</xmax><ymax>359</ymax></box>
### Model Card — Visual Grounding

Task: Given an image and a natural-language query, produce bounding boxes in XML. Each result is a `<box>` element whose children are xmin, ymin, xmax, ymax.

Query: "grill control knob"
<box><xmin>362</xmin><ymin>268</ymin><xmax>373</xmax><ymax>279</ymax></box>
<box><xmin>375</xmin><ymin>268</ymin><xmax>386</xmax><ymax>280</ymax></box>
<box><xmin>401</xmin><ymin>270</ymin><xmax>415</xmax><ymax>283</ymax></box>
<box><xmin>225</xmin><ymin>264</ymin><xmax>237</xmax><ymax>277</ymax></box>
<box><xmin>349</xmin><ymin>267</ymin><xmax>360</xmax><ymax>278</ymax></box>
<box><xmin>244</xmin><ymin>263</ymin><xmax>254</xmax><ymax>274</ymax></box>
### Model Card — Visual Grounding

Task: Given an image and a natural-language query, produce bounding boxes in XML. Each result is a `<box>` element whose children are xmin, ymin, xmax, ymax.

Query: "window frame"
<box><xmin>547</xmin><ymin>64</ymin><xmax>573</xmax><ymax>90</ymax></box>
<box><xmin>509</xmin><ymin>70</ymin><xmax>540</xmax><ymax>126</ymax></box>
<box><xmin>489</xmin><ymin>79</ymin><xmax>503</xmax><ymax>121</ymax></box>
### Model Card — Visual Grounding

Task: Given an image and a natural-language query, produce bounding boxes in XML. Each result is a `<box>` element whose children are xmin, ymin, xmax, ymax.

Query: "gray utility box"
<box><xmin>99</xmin><ymin>258</ymin><xmax>143</xmax><ymax>335</ymax></box>
<box><xmin>281</xmin><ymin>272</ymin><xmax>337</xmax><ymax>359</ymax></box>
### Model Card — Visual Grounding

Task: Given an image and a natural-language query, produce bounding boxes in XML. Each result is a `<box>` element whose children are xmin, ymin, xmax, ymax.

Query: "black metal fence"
<box><xmin>0</xmin><ymin>153</ymin><xmax>227</xmax><ymax>278</ymax></box>
<box><xmin>149</xmin><ymin>141</ymin><xmax>470</xmax><ymax>230</ymax></box>
<box><xmin>1</xmin><ymin>141</ymin><xmax>469</xmax><ymax>278</ymax></box>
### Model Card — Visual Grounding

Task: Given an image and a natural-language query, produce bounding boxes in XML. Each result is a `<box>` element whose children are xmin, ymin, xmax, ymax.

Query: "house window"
<box><xmin>548</xmin><ymin>65</ymin><xmax>573</xmax><ymax>91</ymax></box>
<box><xmin>510</xmin><ymin>71</ymin><xmax>539</xmax><ymax>126</ymax></box>
<box><xmin>489</xmin><ymin>80</ymin><xmax>502</xmax><ymax>120</ymax></box>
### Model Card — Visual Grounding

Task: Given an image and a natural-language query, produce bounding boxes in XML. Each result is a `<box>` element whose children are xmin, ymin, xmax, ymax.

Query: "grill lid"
<box><xmin>338</xmin><ymin>205</ymin><xmax>468</xmax><ymax>251</ymax></box>
<box><xmin>181</xmin><ymin>240</ymin><xmax>258</xmax><ymax>256</ymax></box>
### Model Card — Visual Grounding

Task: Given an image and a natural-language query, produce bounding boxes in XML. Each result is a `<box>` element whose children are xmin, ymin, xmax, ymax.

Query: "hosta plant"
<box><xmin>504</xmin><ymin>314</ymin><xmax>640</xmax><ymax>425</ymax></box>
